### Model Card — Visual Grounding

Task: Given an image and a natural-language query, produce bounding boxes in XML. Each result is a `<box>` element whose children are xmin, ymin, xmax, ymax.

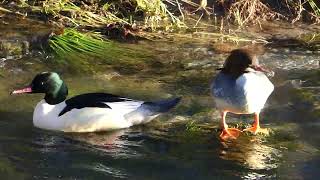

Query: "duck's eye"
<box><xmin>41</xmin><ymin>82</ymin><xmax>44</xmax><ymax>86</ymax></box>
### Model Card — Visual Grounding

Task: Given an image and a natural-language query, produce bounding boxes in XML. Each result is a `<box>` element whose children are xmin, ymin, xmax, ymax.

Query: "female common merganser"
<box><xmin>11</xmin><ymin>72</ymin><xmax>181</xmax><ymax>132</ymax></box>
<box><xmin>211</xmin><ymin>49</ymin><xmax>274</xmax><ymax>140</ymax></box>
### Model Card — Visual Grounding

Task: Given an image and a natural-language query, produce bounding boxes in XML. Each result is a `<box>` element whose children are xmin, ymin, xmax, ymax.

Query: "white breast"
<box><xmin>236</xmin><ymin>71</ymin><xmax>274</xmax><ymax>113</ymax></box>
<box><xmin>33</xmin><ymin>100</ymin><xmax>133</xmax><ymax>132</ymax></box>
<box><xmin>33</xmin><ymin>100</ymin><xmax>66</xmax><ymax>131</ymax></box>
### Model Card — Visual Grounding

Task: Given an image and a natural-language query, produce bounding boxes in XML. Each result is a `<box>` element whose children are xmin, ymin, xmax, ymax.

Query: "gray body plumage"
<box><xmin>211</xmin><ymin>69</ymin><xmax>274</xmax><ymax>114</ymax></box>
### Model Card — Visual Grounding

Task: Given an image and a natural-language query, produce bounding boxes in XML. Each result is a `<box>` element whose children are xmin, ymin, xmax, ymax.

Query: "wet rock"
<box><xmin>185</xmin><ymin>59</ymin><xmax>213</xmax><ymax>69</ymax></box>
<box><xmin>0</xmin><ymin>58</ymin><xmax>6</xmax><ymax>68</ymax></box>
<box><xmin>0</xmin><ymin>40</ymin><xmax>29</xmax><ymax>58</ymax></box>
<box><xmin>284</xmin><ymin>48</ymin><xmax>290</xmax><ymax>53</ymax></box>
<box><xmin>100</xmin><ymin>22</ymin><xmax>144</xmax><ymax>42</ymax></box>
<box><xmin>270</xmin><ymin>48</ymin><xmax>278</xmax><ymax>53</ymax></box>
<box><xmin>94</xmin><ymin>72</ymin><xmax>121</xmax><ymax>80</ymax></box>
<box><xmin>211</xmin><ymin>42</ymin><xmax>238</xmax><ymax>53</ymax></box>
<box><xmin>166</xmin><ymin>115</ymin><xmax>189</xmax><ymax>124</ymax></box>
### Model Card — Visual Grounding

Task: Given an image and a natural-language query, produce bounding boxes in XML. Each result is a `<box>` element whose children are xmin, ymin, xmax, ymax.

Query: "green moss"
<box><xmin>186</xmin><ymin>120</ymin><xmax>202</xmax><ymax>132</ymax></box>
<box><xmin>180</xmin><ymin>121</ymin><xmax>211</xmax><ymax>143</ymax></box>
<box><xmin>0</xmin><ymin>41</ymin><xmax>25</xmax><ymax>57</ymax></box>
<box><xmin>0</xmin><ymin>156</ymin><xmax>27</xmax><ymax>180</ymax></box>
<box><xmin>291</xmin><ymin>88</ymin><xmax>316</xmax><ymax>103</ymax></box>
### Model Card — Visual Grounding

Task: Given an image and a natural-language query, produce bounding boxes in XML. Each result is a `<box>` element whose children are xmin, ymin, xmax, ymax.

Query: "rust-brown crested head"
<box><xmin>218</xmin><ymin>49</ymin><xmax>259</xmax><ymax>78</ymax></box>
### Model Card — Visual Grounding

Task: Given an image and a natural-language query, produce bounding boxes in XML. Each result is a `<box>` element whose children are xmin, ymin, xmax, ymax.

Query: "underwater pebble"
<box><xmin>220</xmin><ymin>150</ymin><xmax>227</xmax><ymax>155</ymax></box>
<box><xmin>95</xmin><ymin>72</ymin><xmax>121</xmax><ymax>80</ymax></box>
<box><xmin>284</xmin><ymin>48</ymin><xmax>290</xmax><ymax>53</ymax></box>
<box><xmin>203</xmin><ymin>64</ymin><xmax>214</xmax><ymax>68</ymax></box>
<box><xmin>167</xmin><ymin>116</ymin><xmax>189</xmax><ymax>123</ymax></box>
<box><xmin>270</xmin><ymin>49</ymin><xmax>278</xmax><ymax>53</ymax></box>
<box><xmin>5</xmin><ymin>55</ymin><xmax>15</xmax><ymax>60</ymax></box>
<box><xmin>208</xmin><ymin>51</ymin><xmax>214</xmax><ymax>55</ymax></box>
<box><xmin>9</xmin><ymin>68</ymin><xmax>23</xmax><ymax>74</ymax></box>
<box><xmin>194</xmin><ymin>47</ymin><xmax>210</xmax><ymax>54</ymax></box>
<box><xmin>0</xmin><ymin>58</ymin><xmax>6</xmax><ymax>68</ymax></box>
<box><xmin>186</xmin><ymin>60</ymin><xmax>213</xmax><ymax>69</ymax></box>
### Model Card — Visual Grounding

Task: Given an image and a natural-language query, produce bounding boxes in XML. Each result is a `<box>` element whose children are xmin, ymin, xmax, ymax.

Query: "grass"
<box><xmin>226</xmin><ymin>0</ymin><xmax>284</xmax><ymax>27</ymax></box>
<box><xmin>307</xmin><ymin>0</ymin><xmax>320</xmax><ymax>17</ymax></box>
<box><xmin>48</xmin><ymin>28</ymin><xmax>152</xmax><ymax>64</ymax></box>
<box><xmin>219</xmin><ymin>0</ymin><xmax>320</xmax><ymax>26</ymax></box>
<box><xmin>16</xmin><ymin>0</ymin><xmax>128</xmax><ymax>27</ymax></box>
<box><xmin>291</xmin><ymin>0</ymin><xmax>320</xmax><ymax>23</ymax></box>
<box><xmin>48</xmin><ymin>29</ymin><xmax>114</xmax><ymax>58</ymax></box>
<box><xmin>186</xmin><ymin>120</ymin><xmax>202</xmax><ymax>132</ymax></box>
<box><xmin>12</xmin><ymin>0</ymin><xmax>184</xmax><ymax>31</ymax></box>
<box><xmin>3</xmin><ymin>0</ymin><xmax>320</xmax><ymax>31</ymax></box>
<box><xmin>136</xmin><ymin>0</ymin><xmax>185</xmax><ymax>30</ymax></box>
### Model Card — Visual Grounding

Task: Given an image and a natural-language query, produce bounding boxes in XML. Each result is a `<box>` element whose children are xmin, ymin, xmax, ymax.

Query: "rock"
<box><xmin>0</xmin><ymin>40</ymin><xmax>29</xmax><ymax>58</ymax></box>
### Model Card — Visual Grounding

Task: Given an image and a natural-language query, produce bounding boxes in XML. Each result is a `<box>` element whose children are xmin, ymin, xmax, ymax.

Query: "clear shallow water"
<box><xmin>1</xmin><ymin>16</ymin><xmax>320</xmax><ymax>180</ymax></box>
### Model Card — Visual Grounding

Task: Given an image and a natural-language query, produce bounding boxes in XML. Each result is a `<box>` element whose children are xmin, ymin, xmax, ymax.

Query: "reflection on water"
<box><xmin>220</xmin><ymin>137</ymin><xmax>280</xmax><ymax>171</ymax></box>
<box><xmin>91</xmin><ymin>163</ymin><xmax>128</xmax><ymax>179</ymax></box>
<box><xmin>68</xmin><ymin>129</ymin><xmax>144</xmax><ymax>159</ymax></box>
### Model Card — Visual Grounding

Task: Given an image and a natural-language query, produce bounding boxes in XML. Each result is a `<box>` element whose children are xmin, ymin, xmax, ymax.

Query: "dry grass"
<box><xmin>10</xmin><ymin>0</ymin><xmax>185</xmax><ymax>31</ymax></box>
<box><xmin>292</xmin><ymin>0</ymin><xmax>320</xmax><ymax>23</ymax></box>
<box><xmin>136</xmin><ymin>0</ymin><xmax>185</xmax><ymax>30</ymax></box>
<box><xmin>24</xmin><ymin>0</ymin><xmax>128</xmax><ymax>27</ymax></box>
<box><xmin>224</xmin><ymin>0</ymin><xmax>285</xmax><ymax>27</ymax></box>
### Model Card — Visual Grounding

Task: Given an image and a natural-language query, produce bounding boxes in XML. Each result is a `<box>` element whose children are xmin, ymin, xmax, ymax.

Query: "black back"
<box><xmin>59</xmin><ymin>93</ymin><xmax>132</xmax><ymax>116</ymax></box>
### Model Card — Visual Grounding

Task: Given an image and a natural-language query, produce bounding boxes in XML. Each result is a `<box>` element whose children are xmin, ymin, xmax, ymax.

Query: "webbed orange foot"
<box><xmin>219</xmin><ymin>128</ymin><xmax>242</xmax><ymax>140</ymax></box>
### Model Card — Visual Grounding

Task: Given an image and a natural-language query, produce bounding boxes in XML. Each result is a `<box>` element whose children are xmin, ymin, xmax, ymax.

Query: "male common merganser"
<box><xmin>11</xmin><ymin>72</ymin><xmax>181</xmax><ymax>132</ymax></box>
<box><xmin>211</xmin><ymin>49</ymin><xmax>274</xmax><ymax>140</ymax></box>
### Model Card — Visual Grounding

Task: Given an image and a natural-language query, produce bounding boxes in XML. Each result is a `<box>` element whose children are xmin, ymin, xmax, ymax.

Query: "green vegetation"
<box><xmin>48</xmin><ymin>29</ymin><xmax>114</xmax><ymax>59</ymax></box>
<box><xmin>15</xmin><ymin>0</ymin><xmax>127</xmax><ymax>27</ymax></box>
<box><xmin>307</xmin><ymin>0</ymin><xmax>320</xmax><ymax>17</ymax></box>
<box><xmin>46</xmin><ymin>28</ymin><xmax>153</xmax><ymax>73</ymax></box>
<box><xmin>136</xmin><ymin>0</ymin><xmax>185</xmax><ymax>30</ymax></box>
<box><xmin>2</xmin><ymin>0</ymin><xmax>319</xmax><ymax>31</ymax></box>
<box><xmin>225</xmin><ymin>0</ymin><xmax>283</xmax><ymax>27</ymax></box>
<box><xmin>186</xmin><ymin>120</ymin><xmax>202</xmax><ymax>132</ymax></box>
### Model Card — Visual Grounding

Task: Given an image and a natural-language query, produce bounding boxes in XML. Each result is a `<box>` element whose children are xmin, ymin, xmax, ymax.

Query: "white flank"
<box><xmin>33</xmin><ymin>99</ymin><xmax>159</xmax><ymax>133</ymax></box>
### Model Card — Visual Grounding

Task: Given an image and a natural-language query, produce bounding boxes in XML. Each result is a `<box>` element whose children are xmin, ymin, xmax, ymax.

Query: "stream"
<box><xmin>0</xmin><ymin>14</ymin><xmax>320</xmax><ymax>179</ymax></box>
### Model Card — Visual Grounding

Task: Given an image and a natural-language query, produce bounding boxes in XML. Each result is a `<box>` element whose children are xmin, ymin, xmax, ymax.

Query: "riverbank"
<box><xmin>1</xmin><ymin>0</ymin><xmax>320</xmax><ymax>69</ymax></box>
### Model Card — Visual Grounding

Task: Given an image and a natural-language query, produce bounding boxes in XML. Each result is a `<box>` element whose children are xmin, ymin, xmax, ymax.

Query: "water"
<box><xmin>1</xmin><ymin>16</ymin><xmax>320</xmax><ymax>179</ymax></box>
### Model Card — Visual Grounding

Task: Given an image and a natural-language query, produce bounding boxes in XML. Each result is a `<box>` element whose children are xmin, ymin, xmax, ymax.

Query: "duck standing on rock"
<box><xmin>211</xmin><ymin>49</ymin><xmax>274</xmax><ymax>140</ymax></box>
<box><xmin>11</xmin><ymin>72</ymin><xmax>181</xmax><ymax>132</ymax></box>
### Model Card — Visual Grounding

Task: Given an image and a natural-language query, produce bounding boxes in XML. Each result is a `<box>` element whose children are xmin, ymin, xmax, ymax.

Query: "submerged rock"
<box><xmin>0</xmin><ymin>40</ymin><xmax>29</xmax><ymax>58</ymax></box>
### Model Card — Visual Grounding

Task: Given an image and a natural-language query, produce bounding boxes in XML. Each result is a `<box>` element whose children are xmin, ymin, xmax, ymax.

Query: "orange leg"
<box><xmin>243</xmin><ymin>113</ymin><xmax>260</xmax><ymax>134</ymax></box>
<box><xmin>219</xmin><ymin>111</ymin><xmax>241</xmax><ymax>140</ymax></box>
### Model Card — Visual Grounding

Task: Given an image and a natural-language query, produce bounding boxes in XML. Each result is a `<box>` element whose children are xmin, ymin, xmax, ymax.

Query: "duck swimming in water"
<box><xmin>11</xmin><ymin>72</ymin><xmax>181</xmax><ymax>132</ymax></box>
<box><xmin>211</xmin><ymin>49</ymin><xmax>274</xmax><ymax>140</ymax></box>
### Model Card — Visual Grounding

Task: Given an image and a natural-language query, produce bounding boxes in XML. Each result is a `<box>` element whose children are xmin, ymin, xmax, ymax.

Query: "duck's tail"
<box><xmin>143</xmin><ymin>97</ymin><xmax>182</xmax><ymax>114</ymax></box>
<box><xmin>125</xmin><ymin>97</ymin><xmax>181</xmax><ymax>125</ymax></box>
